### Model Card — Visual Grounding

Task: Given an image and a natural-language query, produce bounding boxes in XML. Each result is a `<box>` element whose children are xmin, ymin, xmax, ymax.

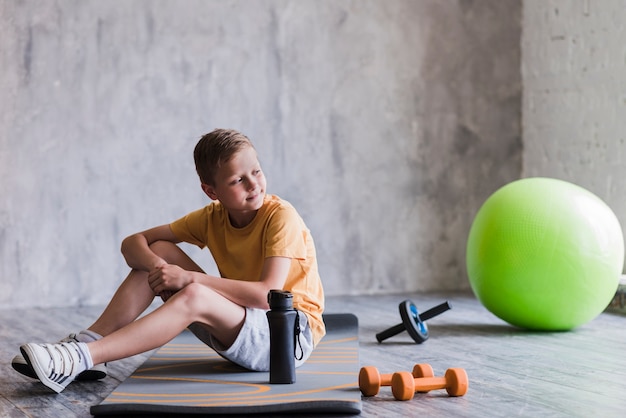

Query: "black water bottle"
<box><xmin>267</xmin><ymin>289</ymin><xmax>297</xmax><ymax>384</ymax></box>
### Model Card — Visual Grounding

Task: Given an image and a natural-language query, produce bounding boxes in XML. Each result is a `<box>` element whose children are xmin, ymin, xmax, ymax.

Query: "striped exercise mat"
<box><xmin>91</xmin><ymin>313</ymin><xmax>361</xmax><ymax>415</ymax></box>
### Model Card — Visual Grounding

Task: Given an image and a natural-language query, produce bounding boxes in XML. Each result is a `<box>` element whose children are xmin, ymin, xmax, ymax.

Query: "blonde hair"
<box><xmin>193</xmin><ymin>129</ymin><xmax>254</xmax><ymax>185</ymax></box>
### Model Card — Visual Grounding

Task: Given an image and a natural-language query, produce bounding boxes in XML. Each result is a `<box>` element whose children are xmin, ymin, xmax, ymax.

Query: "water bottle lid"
<box><xmin>268</xmin><ymin>289</ymin><xmax>293</xmax><ymax>310</ymax></box>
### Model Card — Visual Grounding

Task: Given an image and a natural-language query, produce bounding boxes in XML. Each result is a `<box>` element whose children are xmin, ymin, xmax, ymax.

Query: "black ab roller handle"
<box><xmin>376</xmin><ymin>301</ymin><xmax>451</xmax><ymax>344</ymax></box>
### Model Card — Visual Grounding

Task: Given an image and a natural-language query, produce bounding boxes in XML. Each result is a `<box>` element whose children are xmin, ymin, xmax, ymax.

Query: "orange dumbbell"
<box><xmin>391</xmin><ymin>368</ymin><xmax>468</xmax><ymax>400</ymax></box>
<box><xmin>359</xmin><ymin>364</ymin><xmax>433</xmax><ymax>397</ymax></box>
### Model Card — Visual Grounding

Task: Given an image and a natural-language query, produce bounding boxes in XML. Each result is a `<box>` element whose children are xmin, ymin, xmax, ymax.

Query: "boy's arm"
<box><xmin>120</xmin><ymin>225</ymin><xmax>180</xmax><ymax>272</ymax></box>
<box><xmin>150</xmin><ymin>256</ymin><xmax>291</xmax><ymax>310</ymax></box>
<box><xmin>193</xmin><ymin>256</ymin><xmax>291</xmax><ymax>310</ymax></box>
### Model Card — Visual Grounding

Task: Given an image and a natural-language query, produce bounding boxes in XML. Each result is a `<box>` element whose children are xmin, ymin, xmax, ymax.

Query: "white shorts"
<box><xmin>188</xmin><ymin>308</ymin><xmax>314</xmax><ymax>372</ymax></box>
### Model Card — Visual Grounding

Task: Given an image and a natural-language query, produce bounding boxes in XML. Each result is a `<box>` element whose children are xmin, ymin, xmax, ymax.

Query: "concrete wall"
<box><xmin>0</xmin><ymin>0</ymin><xmax>522</xmax><ymax>309</ymax></box>
<box><xmin>522</xmin><ymin>1</ymin><xmax>626</xmax><ymax>267</ymax></box>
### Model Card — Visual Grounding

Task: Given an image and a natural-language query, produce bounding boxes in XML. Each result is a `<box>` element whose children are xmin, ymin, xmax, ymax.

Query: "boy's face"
<box><xmin>201</xmin><ymin>145</ymin><xmax>267</xmax><ymax>226</ymax></box>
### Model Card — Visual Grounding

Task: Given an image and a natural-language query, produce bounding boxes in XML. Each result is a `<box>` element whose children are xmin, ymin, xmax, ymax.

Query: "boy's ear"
<box><xmin>201</xmin><ymin>183</ymin><xmax>218</xmax><ymax>200</ymax></box>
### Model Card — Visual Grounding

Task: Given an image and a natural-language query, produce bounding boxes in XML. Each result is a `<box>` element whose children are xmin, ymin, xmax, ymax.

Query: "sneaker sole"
<box><xmin>12</xmin><ymin>355</ymin><xmax>106</xmax><ymax>381</ymax></box>
<box><xmin>77</xmin><ymin>366</ymin><xmax>107</xmax><ymax>381</ymax></box>
<box><xmin>12</xmin><ymin>359</ymin><xmax>37</xmax><ymax>379</ymax></box>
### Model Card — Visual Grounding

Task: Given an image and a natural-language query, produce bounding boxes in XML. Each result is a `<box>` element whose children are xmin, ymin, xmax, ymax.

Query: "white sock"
<box><xmin>77</xmin><ymin>329</ymin><xmax>103</xmax><ymax>343</ymax></box>
<box><xmin>76</xmin><ymin>342</ymin><xmax>94</xmax><ymax>370</ymax></box>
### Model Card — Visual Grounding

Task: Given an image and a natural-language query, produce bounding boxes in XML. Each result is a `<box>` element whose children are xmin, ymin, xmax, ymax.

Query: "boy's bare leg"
<box><xmin>88</xmin><ymin>241</ymin><xmax>204</xmax><ymax>337</ymax></box>
<box><xmin>87</xmin><ymin>269</ymin><xmax>157</xmax><ymax>337</ymax></box>
<box><xmin>87</xmin><ymin>284</ymin><xmax>245</xmax><ymax>365</ymax></box>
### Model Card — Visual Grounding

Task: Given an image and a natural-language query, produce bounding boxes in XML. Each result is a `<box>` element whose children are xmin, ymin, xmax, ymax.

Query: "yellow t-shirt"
<box><xmin>169</xmin><ymin>194</ymin><xmax>326</xmax><ymax>346</ymax></box>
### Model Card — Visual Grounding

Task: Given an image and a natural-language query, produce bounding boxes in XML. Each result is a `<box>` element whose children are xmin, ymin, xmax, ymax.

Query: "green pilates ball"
<box><xmin>466</xmin><ymin>178</ymin><xmax>624</xmax><ymax>330</ymax></box>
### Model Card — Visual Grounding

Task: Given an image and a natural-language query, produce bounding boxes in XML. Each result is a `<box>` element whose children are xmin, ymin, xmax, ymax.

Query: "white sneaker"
<box><xmin>20</xmin><ymin>341</ymin><xmax>93</xmax><ymax>393</ymax></box>
<box><xmin>12</xmin><ymin>333</ymin><xmax>107</xmax><ymax>381</ymax></box>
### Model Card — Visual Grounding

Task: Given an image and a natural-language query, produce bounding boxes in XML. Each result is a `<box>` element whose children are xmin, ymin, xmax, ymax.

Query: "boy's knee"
<box><xmin>177</xmin><ymin>282</ymin><xmax>213</xmax><ymax>311</ymax></box>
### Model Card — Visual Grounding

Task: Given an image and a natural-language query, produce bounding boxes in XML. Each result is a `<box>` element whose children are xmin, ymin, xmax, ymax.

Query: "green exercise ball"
<box><xmin>466</xmin><ymin>177</ymin><xmax>624</xmax><ymax>330</ymax></box>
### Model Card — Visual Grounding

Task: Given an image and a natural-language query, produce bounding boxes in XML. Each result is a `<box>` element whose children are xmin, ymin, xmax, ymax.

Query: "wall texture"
<box><xmin>0</xmin><ymin>0</ymin><xmax>521</xmax><ymax>309</ymax></box>
<box><xmin>522</xmin><ymin>1</ymin><xmax>626</xmax><ymax>266</ymax></box>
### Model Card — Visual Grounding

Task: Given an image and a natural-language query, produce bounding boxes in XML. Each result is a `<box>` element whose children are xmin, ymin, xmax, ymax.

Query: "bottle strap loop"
<box><xmin>294</xmin><ymin>310</ymin><xmax>303</xmax><ymax>361</ymax></box>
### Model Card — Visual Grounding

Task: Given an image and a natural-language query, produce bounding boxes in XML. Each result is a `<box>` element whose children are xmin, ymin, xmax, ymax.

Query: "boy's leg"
<box><xmin>21</xmin><ymin>268</ymin><xmax>246</xmax><ymax>392</ymax></box>
<box><xmin>20</xmin><ymin>241</ymin><xmax>251</xmax><ymax>392</ymax></box>
<box><xmin>87</xmin><ymin>283</ymin><xmax>246</xmax><ymax>365</ymax></box>
<box><xmin>15</xmin><ymin>241</ymin><xmax>204</xmax><ymax>382</ymax></box>
<box><xmin>88</xmin><ymin>241</ymin><xmax>205</xmax><ymax>337</ymax></box>
<box><xmin>87</xmin><ymin>269</ymin><xmax>157</xmax><ymax>337</ymax></box>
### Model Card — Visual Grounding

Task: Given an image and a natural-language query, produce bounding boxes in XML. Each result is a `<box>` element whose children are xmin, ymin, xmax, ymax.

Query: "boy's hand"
<box><xmin>147</xmin><ymin>263</ymin><xmax>191</xmax><ymax>298</ymax></box>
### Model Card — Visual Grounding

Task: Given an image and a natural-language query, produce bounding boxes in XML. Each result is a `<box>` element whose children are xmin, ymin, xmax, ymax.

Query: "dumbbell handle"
<box><xmin>375</xmin><ymin>301</ymin><xmax>451</xmax><ymax>342</ymax></box>
<box><xmin>409</xmin><ymin>376</ymin><xmax>447</xmax><ymax>392</ymax></box>
<box><xmin>368</xmin><ymin>368</ymin><xmax>432</xmax><ymax>387</ymax></box>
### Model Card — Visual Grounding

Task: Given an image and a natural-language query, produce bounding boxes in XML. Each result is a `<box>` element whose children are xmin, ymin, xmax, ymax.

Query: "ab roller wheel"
<box><xmin>376</xmin><ymin>300</ymin><xmax>451</xmax><ymax>344</ymax></box>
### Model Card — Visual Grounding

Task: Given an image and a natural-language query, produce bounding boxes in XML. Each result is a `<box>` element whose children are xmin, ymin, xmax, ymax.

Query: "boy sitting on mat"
<box><xmin>12</xmin><ymin>128</ymin><xmax>326</xmax><ymax>393</ymax></box>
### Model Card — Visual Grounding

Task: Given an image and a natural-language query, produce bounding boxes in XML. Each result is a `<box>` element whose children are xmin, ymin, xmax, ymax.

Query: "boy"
<box><xmin>13</xmin><ymin>128</ymin><xmax>325</xmax><ymax>393</ymax></box>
